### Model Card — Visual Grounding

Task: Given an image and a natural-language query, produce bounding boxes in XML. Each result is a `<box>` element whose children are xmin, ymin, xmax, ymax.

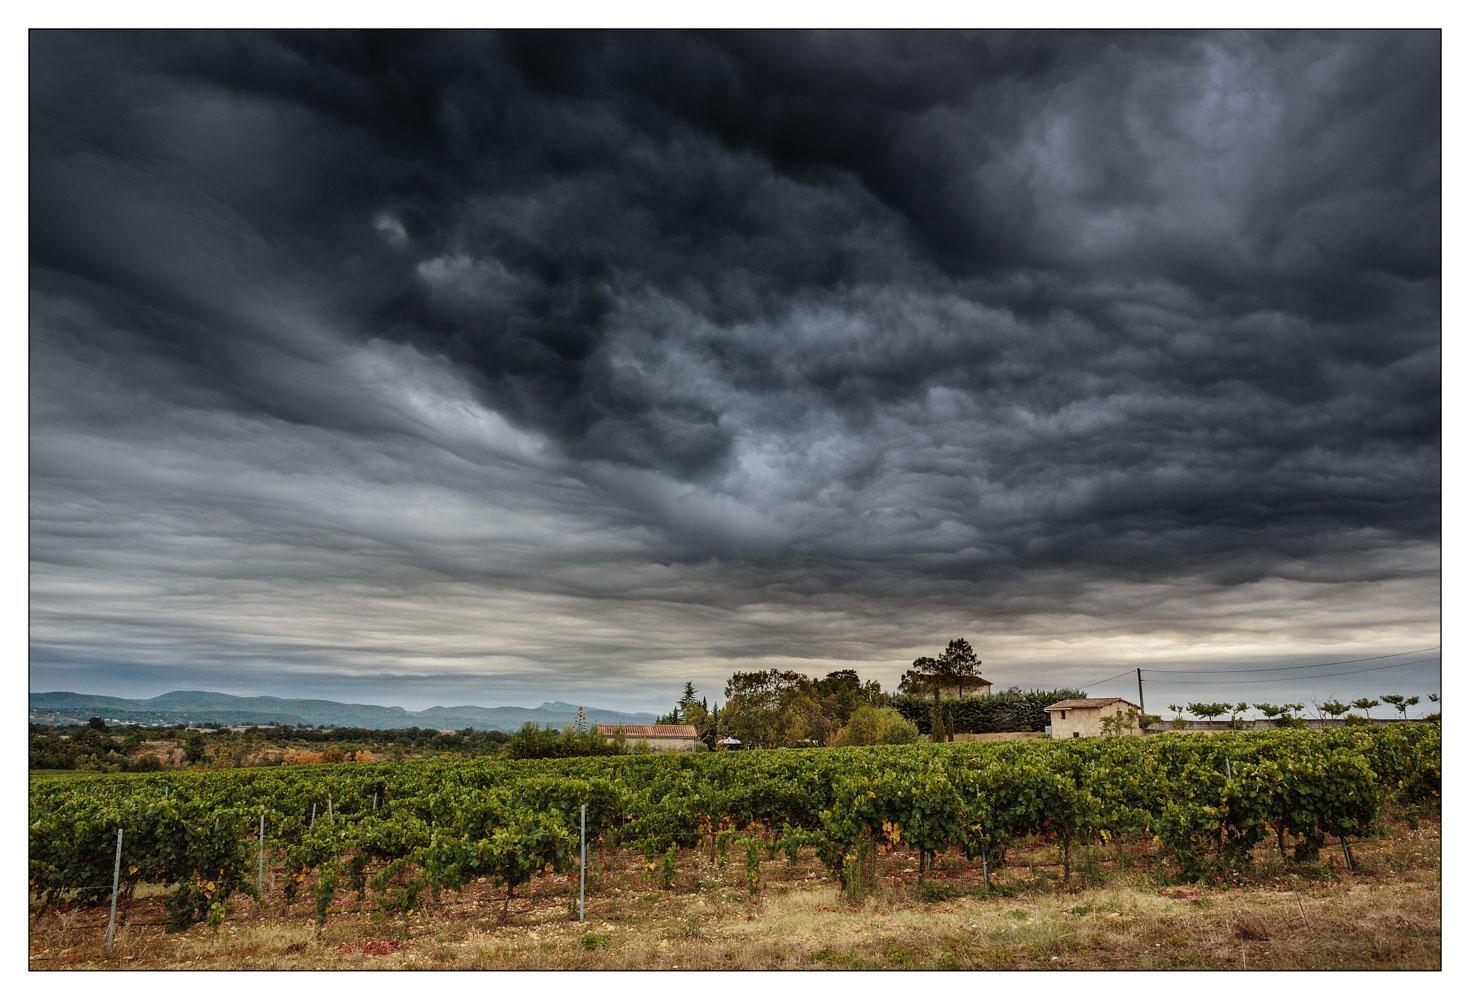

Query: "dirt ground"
<box><xmin>29</xmin><ymin>813</ymin><xmax>1440</xmax><ymax>970</ymax></box>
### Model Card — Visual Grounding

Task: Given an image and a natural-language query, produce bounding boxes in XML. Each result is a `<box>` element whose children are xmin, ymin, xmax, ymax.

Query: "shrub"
<box><xmin>503</xmin><ymin>723</ymin><xmax>564</xmax><ymax>759</ymax></box>
<box><xmin>503</xmin><ymin>723</ymin><xmax>624</xmax><ymax>759</ymax></box>
<box><xmin>917</xmin><ymin>880</ymin><xmax>959</xmax><ymax>903</ymax></box>
<box><xmin>833</xmin><ymin>706</ymin><xmax>921</xmax><ymax>746</ymax></box>
<box><xmin>1099</xmin><ymin>710</ymin><xmax>1142</xmax><ymax>737</ymax></box>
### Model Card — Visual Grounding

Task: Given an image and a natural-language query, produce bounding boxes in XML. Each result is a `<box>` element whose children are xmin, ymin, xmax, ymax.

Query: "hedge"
<box><xmin>890</xmin><ymin>689</ymin><xmax>1089</xmax><ymax>735</ymax></box>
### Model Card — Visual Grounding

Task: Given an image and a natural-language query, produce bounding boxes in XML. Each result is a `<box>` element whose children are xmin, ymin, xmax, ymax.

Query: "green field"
<box><xmin>31</xmin><ymin>725</ymin><xmax>1438</xmax><ymax>940</ymax></box>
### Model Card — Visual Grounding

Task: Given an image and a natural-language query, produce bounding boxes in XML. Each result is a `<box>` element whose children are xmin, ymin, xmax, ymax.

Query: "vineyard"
<box><xmin>29</xmin><ymin>724</ymin><xmax>1439</xmax><ymax>958</ymax></box>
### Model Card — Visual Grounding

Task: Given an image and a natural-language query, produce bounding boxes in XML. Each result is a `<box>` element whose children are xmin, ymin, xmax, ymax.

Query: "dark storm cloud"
<box><xmin>29</xmin><ymin>30</ymin><xmax>1439</xmax><ymax>707</ymax></box>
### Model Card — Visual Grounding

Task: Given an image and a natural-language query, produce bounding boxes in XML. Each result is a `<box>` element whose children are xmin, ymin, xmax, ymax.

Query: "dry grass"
<box><xmin>30</xmin><ymin>814</ymin><xmax>1440</xmax><ymax>971</ymax></box>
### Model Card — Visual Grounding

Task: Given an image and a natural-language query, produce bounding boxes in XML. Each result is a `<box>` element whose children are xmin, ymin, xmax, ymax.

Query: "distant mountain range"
<box><xmin>28</xmin><ymin>689</ymin><xmax>658</xmax><ymax>731</ymax></box>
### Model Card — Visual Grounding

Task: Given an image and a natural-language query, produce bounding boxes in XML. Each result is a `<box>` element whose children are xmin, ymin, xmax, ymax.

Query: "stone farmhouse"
<box><xmin>1044</xmin><ymin>697</ymin><xmax>1143</xmax><ymax>738</ymax></box>
<box><xmin>595</xmin><ymin>723</ymin><xmax>703</xmax><ymax>752</ymax></box>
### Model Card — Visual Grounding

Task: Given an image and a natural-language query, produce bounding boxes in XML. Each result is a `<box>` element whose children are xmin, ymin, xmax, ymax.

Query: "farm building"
<box><xmin>1044</xmin><ymin>698</ymin><xmax>1143</xmax><ymax>738</ymax></box>
<box><xmin>595</xmin><ymin>723</ymin><xmax>703</xmax><ymax>751</ymax></box>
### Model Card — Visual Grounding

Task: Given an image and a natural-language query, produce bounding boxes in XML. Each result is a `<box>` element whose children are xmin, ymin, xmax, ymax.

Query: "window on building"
<box><xmin>1060</xmin><ymin>710</ymin><xmax>1067</xmax><ymax>719</ymax></box>
<box><xmin>1073</xmin><ymin>732</ymin><xmax>1080</xmax><ymax>738</ymax></box>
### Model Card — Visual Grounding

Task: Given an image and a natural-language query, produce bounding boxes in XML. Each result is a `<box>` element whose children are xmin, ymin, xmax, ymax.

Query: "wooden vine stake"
<box><xmin>579</xmin><ymin>803</ymin><xmax>587</xmax><ymax>921</ymax></box>
<box><xmin>104</xmin><ymin>827</ymin><xmax>123</xmax><ymax>956</ymax></box>
<box><xmin>975</xmin><ymin>787</ymin><xmax>991</xmax><ymax>890</ymax></box>
<box><xmin>258</xmin><ymin>813</ymin><xmax>266</xmax><ymax>898</ymax></box>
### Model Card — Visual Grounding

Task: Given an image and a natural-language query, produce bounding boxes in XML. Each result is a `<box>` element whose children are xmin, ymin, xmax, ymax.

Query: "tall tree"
<box><xmin>898</xmin><ymin>639</ymin><xmax>984</xmax><ymax>697</ymax></box>
<box><xmin>706</xmin><ymin>703</ymin><xmax>721</xmax><ymax>750</ymax></box>
<box><xmin>681</xmin><ymin>692</ymin><xmax>711</xmax><ymax>741</ymax></box>
<box><xmin>723</xmin><ymin>670</ymin><xmax>795</xmax><ymax>748</ymax></box>
<box><xmin>722</xmin><ymin>670</ymin><xmax>840</xmax><ymax>748</ymax></box>
<box><xmin>814</xmin><ymin>669</ymin><xmax>884</xmax><ymax>729</ymax></box>
<box><xmin>939</xmin><ymin>638</ymin><xmax>984</xmax><ymax>696</ymax></box>
<box><xmin>897</xmin><ymin>639</ymin><xmax>984</xmax><ymax>740</ymax></box>
<box><xmin>898</xmin><ymin>655</ymin><xmax>942</xmax><ymax>696</ymax></box>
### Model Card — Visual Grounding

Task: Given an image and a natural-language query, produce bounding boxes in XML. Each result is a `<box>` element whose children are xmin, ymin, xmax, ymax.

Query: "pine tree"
<box><xmin>939</xmin><ymin>638</ymin><xmax>983</xmax><ymax>696</ymax></box>
<box><xmin>677</xmin><ymin>682</ymin><xmax>699</xmax><ymax>721</ymax></box>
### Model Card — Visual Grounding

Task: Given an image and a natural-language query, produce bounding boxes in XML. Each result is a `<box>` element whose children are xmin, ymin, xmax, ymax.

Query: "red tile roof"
<box><xmin>595</xmin><ymin>724</ymin><xmax>699</xmax><ymax>739</ymax></box>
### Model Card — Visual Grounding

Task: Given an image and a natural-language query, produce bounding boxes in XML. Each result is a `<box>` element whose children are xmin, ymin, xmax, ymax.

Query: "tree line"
<box><xmin>29</xmin><ymin>720</ymin><xmax>514</xmax><ymax>772</ymax></box>
<box><xmin>1164</xmin><ymin>692</ymin><xmax>1440</xmax><ymax>728</ymax></box>
<box><xmin>32</xmin><ymin>638</ymin><xmax>1090</xmax><ymax>767</ymax></box>
<box><xmin>650</xmin><ymin>638</ymin><xmax>1080</xmax><ymax>749</ymax></box>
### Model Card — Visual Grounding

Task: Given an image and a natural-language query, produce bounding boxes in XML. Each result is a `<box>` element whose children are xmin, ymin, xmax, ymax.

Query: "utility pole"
<box><xmin>1136</xmin><ymin>667</ymin><xmax>1146</xmax><ymax>716</ymax></box>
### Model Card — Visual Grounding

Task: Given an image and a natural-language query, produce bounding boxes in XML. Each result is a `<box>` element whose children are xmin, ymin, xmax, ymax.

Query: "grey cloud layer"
<box><xmin>29</xmin><ymin>30</ymin><xmax>1439</xmax><ymax>708</ymax></box>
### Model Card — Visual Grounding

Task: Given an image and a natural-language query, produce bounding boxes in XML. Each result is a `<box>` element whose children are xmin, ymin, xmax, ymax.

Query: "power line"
<box><xmin>1076</xmin><ymin>669</ymin><xmax>1137</xmax><ymax>689</ymax></box>
<box><xmin>1141</xmin><ymin>646</ymin><xmax>1440</xmax><ymax>676</ymax></box>
<box><xmin>1147</xmin><ymin>656</ymin><xmax>1441</xmax><ymax>686</ymax></box>
<box><xmin>1156</xmin><ymin>656</ymin><xmax>1440</xmax><ymax>685</ymax></box>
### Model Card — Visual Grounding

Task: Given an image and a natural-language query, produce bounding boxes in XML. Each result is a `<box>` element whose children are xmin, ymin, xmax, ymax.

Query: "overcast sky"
<box><xmin>29</xmin><ymin>30</ymin><xmax>1440</xmax><ymax>713</ymax></box>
